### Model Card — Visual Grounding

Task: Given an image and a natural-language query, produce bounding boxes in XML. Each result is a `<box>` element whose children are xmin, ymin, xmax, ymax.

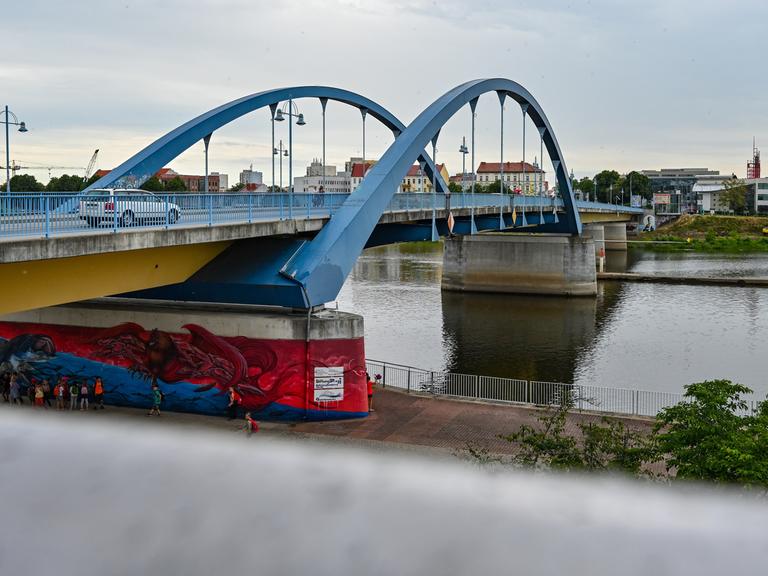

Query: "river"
<box><xmin>336</xmin><ymin>243</ymin><xmax>768</xmax><ymax>398</ymax></box>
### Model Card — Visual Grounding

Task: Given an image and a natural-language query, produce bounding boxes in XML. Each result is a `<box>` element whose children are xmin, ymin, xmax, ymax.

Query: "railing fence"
<box><xmin>365</xmin><ymin>359</ymin><xmax>761</xmax><ymax>418</ymax></box>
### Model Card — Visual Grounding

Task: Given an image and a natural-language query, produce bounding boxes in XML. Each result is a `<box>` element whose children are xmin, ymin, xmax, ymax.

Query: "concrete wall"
<box><xmin>2</xmin><ymin>298</ymin><xmax>364</xmax><ymax>341</ymax></box>
<box><xmin>441</xmin><ymin>233</ymin><xmax>597</xmax><ymax>296</ymax></box>
<box><xmin>603</xmin><ymin>223</ymin><xmax>628</xmax><ymax>251</ymax></box>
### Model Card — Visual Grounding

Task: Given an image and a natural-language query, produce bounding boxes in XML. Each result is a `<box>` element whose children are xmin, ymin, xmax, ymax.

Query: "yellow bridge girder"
<box><xmin>578</xmin><ymin>211</ymin><xmax>634</xmax><ymax>223</ymax></box>
<box><xmin>0</xmin><ymin>241</ymin><xmax>231</xmax><ymax>316</ymax></box>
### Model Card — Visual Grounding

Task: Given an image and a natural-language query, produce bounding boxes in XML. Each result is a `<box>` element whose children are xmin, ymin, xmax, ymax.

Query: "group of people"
<box><xmin>1</xmin><ymin>372</ymin><xmax>105</xmax><ymax>411</ymax></box>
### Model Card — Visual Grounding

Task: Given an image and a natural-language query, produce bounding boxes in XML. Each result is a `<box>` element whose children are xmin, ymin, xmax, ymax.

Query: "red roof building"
<box><xmin>475</xmin><ymin>161</ymin><xmax>545</xmax><ymax>195</ymax></box>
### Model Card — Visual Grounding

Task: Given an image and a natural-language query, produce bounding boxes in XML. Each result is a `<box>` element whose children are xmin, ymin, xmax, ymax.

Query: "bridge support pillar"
<box><xmin>582</xmin><ymin>224</ymin><xmax>605</xmax><ymax>263</ymax></box>
<box><xmin>441</xmin><ymin>233</ymin><xmax>596</xmax><ymax>296</ymax></box>
<box><xmin>604</xmin><ymin>223</ymin><xmax>628</xmax><ymax>251</ymax></box>
<box><xmin>0</xmin><ymin>299</ymin><xmax>369</xmax><ymax>421</ymax></box>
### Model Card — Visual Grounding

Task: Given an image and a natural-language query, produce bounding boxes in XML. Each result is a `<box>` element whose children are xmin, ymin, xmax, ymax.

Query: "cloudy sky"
<box><xmin>3</xmin><ymin>0</ymin><xmax>767</xmax><ymax>185</ymax></box>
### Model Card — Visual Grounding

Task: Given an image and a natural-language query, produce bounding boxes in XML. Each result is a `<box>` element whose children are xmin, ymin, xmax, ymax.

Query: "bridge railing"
<box><xmin>364</xmin><ymin>358</ymin><xmax>762</xmax><ymax>417</ymax></box>
<box><xmin>0</xmin><ymin>191</ymin><xmax>641</xmax><ymax>240</ymax></box>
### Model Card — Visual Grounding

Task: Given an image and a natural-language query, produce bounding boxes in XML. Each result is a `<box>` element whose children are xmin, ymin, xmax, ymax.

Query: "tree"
<box><xmin>593</xmin><ymin>170</ymin><xmax>622</xmax><ymax>203</ymax></box>
<box><xmin>164</xmin><ymin>176</ymin><xmax>187</xmax><ymax>192</ymax></box>
<box><xmin>625</xmin><ymin>171</ymin><xmax>651</xmax><ymax>203</ymax></box>
<box><xmin>7</xmin><ymin>174</ymin><xmax>44</xmax><ymax>192</ymax></box>
<box><xmin>47</xmin><ymin>174</ymin><xmax>85</xmax><ymax>192</ymax></box>
<box><xmin>484</xmin><ymin>180</ymin><xmax>501</xmax><ymax>195</ymax></box>
<box><xmin>140</xmin><ymin>176</ymin><xmax>164</xmax><ymax>192</ymax></box>
<box><xmin>501</xmin><ymin>392</ymin><xmax>650</xmax><ymax>474</ymax></box>
<box><xmin>228</xmin><ymin>182</ymin><xmax>246</xmax><ymax>192</ymax></box>
<box><xmin>574</xmin><ymin>177</ymin><xmax>595</xmax><ymax>199</ymax></box>
<box><xmin>721</xmin><ymin>177</ymin><xmax>748</xmax><ymax>214</ymax></box>
<box><xmin>448</xmin><ymin>182</ymin><xmax>463</xmax><ymax>194</ymax></box>
<box><xmin>652</xmin><ymin>380</ymin><xmax>768</xmax><ymax>487</ymax></box>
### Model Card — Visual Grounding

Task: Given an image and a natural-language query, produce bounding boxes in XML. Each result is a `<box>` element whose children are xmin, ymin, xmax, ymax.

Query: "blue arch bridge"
<box><xmin>0</xmin><ymin>79</ymin><xmax>642</xmax><ymax>315</ymax></box>
<box><xmin>0</xmin><ymin>79</ymin><xmax>642</xmax><ymax>420</ymax></box>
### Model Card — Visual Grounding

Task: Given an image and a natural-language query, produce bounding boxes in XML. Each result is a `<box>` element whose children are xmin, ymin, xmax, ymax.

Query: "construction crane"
<box><xmin>83</xmin><ymin>149</ymin><xmax>99</xmax><ymax>184</ymax></box>
<box><xmin>0</xmin><ymin>160</ymin><xmax>86</xmax><ymax>180</ymax></box>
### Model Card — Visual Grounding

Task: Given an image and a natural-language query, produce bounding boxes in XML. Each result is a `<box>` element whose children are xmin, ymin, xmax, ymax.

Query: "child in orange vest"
<box><xmin>244</xmin><ymin>412</ymin><xmax>259</xmax><ymax>436</ymax></box>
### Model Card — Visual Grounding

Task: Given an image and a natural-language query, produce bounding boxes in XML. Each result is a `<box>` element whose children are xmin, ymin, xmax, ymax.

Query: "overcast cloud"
<box><xmin>2</xmin><ymin>0</ymin><xmax>766</xmax><ymax>183</ymax></box>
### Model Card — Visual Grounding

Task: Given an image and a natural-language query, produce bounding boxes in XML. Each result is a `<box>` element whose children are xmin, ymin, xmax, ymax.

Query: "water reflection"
<box><xmin>440</xmin><ymin>291</ymin><xmax>596</xmax><ymax>382</ymax></box>
<box><xmin>336</xmin><ymin>242</ymin><xmax>768</xmax><ymax>397</ymax></box>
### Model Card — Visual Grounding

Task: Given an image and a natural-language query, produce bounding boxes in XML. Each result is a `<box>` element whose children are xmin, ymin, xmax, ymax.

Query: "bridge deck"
<box><xmin>0</xmin><ymin>192</ymin><xmax>642</xmax><ymax>264</ymax></box>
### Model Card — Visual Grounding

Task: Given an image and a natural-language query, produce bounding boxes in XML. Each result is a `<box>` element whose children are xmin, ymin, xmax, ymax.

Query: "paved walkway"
<box><xmin>0</xmin><ymin>389</ymin><xmax>654</xmax><ymax>459</ymax></box>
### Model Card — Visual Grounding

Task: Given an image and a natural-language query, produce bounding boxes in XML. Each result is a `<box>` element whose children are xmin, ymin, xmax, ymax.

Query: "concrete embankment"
<box><xmin>598</xmin><ymin>272</ymin><xmax>768</xmax><ymax>287</ymax></box>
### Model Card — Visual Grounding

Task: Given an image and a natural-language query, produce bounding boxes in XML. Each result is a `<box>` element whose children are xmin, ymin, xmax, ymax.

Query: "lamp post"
<box><xmin>1</xmin><ymin>106</ymin><xmax>28</xmax><ymax>193</ymax></box>
<box><xmin>273</xmin><ymin>139</ymin><xmax>288</xmax><ymax>191</ymax></box>
<box><xmin>459</xmin><ymin>137</ymin><xmax>468</xmax><ymax>194</ymax></box>
<box><xmin>274</xmin><ymin>98</ymin><xmax>306</xmax><ymax>218</ymax></box>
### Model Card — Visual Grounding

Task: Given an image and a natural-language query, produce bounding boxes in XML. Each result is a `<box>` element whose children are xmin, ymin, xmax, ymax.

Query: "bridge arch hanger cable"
<box><xmin>283</xmin><ymin>78</ymin><xmax>584</xmax><ymax>308</ymax></box>
<box><xmin>83</xmin><ymin>86</ymin><xmax>449</xmax><ymax>195</ymax></box>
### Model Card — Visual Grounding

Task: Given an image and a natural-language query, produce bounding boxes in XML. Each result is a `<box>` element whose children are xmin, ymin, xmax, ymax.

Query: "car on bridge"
<box><xmin>79</xmin><ymin>189</ymin><xmax>182</xmax><ymax>227</ymax></box>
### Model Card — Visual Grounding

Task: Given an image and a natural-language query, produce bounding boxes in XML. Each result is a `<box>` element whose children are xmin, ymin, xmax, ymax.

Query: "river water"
<box><xmin>336</xmin><ymin>243</ymin><xmax>768</xmax><ymax>398</ymax></box>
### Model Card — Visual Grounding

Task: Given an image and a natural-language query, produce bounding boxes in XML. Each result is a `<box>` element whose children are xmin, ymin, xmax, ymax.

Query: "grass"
<box><xmin>636</xmin><ymin>215</ymin><xmax>768</xmax><ymax>252</ymax></box>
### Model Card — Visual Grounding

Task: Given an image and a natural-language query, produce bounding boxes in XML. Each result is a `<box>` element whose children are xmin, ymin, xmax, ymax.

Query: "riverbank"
<box><xmin>0</xmin><ymin>388</ymin><xmax>654</xmax><ymax>459</ymax></box>
<box><xmin>635</xmin><ymin>214</ymin><xmax>768</xmax><ymax>252</ymax></box>
<box><xmin>597</xmin><ymin>272</ymin><xmax>768</xmax><ymax>287</ymax></box>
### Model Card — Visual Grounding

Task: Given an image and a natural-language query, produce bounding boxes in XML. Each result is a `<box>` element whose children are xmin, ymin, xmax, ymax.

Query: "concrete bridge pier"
<box><xmin>0</xmin><ymin>299</ymin><xmax>369</xmax><ymax>421</ymax></box>
<box><xmin>604</xmin><ymin>223</ymin><xmax>628</xmax><ymax>251</ymax></box>
<box><xmin>582</xmin><ymin>224</ymin><xmax>606</xmax><ymax>264</ymax></box>
<box><xmin>441</xmin><ymin>233</ymin><xmax>597</xmax><ymax>296</ymax></box>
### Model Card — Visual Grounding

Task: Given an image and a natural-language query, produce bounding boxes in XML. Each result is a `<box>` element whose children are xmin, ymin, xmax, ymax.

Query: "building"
<box><xmin>399</xmin><ymin>164</ymin><xmax>449</xmax><ymax>193</ymax></box>
<box><xmin>92</xmin><ymin>167</ymin><xmax>229</xmax><ymax>192</ymax></box>
<box><xmin>349</xmin><ymin>161</ymin><xmax>376</xmax><ymax>192</ymax></box>
<box><xmin>695</xmin><ymin>176</ymin><xmax>768</xmax><ymax>214</ymax></box>
<box><xmin>293</xmin><ymin>159</ymin><xmax>350</xmax><ymax>193</ymax></box>
<box><xmin>641</xmin><ymin>168</ymin><xmax>721</xmax><ymax>214</ymax></box>
<box><xmin>475</xmin><ymin>161</ymin><xmax>544</xmax><ymax>194</ymax></box>
<box><xmin>449</xmin><ymin>173</ymin><xmax>477</xmax><ymax>191</ymax></box>
<box><xmin>211</xmin><ymin>172</ymin><xmax>228</xmax><ymax>192</ymax></box>
<box><xmin>156</xmin><ymin>168</ymin><xmax>225</xmax><ymax>193</ymax></box>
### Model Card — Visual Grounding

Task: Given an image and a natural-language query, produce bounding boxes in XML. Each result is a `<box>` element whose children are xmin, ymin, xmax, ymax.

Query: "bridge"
<box><xmin>0</xmin><ymin>79</ymin><xmax>643</xmax><ymax>421</ymax></box>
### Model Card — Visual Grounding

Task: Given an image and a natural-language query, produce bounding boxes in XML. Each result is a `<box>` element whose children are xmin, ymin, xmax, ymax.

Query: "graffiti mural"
<box><xmin>0</xmin><ymin>321</ymin><xmax>368</xmax><ymax>420</ymax></box>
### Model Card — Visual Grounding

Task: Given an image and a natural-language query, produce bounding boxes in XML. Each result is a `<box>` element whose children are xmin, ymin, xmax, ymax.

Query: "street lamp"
<box><xmin>459</xmin><ymin>137</ymin><xmax>469</xmax><ymax>193</ymax></box>
<box><xmin>1</xmin><ymin>106</ymin><xmax>28</xmax><ymax>193</ymax></box>
<box><xmin>274</xmin><ymin>98</ymin><xmax>306</xmax><ymax>196</ymax></box>
<box><xmin>273</xmin><ymin>139</ymin><xmax>289</xmax><ymax>192</ymax></box>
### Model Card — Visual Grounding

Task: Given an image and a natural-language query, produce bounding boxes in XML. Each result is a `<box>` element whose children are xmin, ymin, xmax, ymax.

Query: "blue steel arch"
<box><xmin>283</xmin><ymin>78</ymin><xmax>582</xmax><ymax>307</ymax></box>
<box><xmin>85</xmin><ymin>86</ymin><xmax>448</xmax><ymax>193</ymax></box>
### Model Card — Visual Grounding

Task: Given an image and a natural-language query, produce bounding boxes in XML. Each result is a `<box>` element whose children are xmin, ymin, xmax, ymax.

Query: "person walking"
<box><xmin>9</xmin><ymin>373</ymin><xmax>21</xmax><ymax>405</ymax></box>
<box><xmin>69</xmin><ymin>380</ymin><xmax>79</xmax><ymax>411</ymax></box>
<box><xmin>42</xmin><ymin>379</ymin><xmax>52</xmax><ymax>408</ymax></box>
<box><xmin>27</xmin><ymin>380</ymin><xmax>36</xmax><ymax>406</ymax></box>
<box><xmin>366</xmin><ymin>372</ymin><xmax>376</xmax><ymax>413</ymax></box>
<box><xmin>147</xmin><ymin>382</ymin><xmax>162</xmax><ymax>416</ymax></box>
<box><xmin>227</xmin><ymin>386</ymin><xmax>242</xmax><ymax>420</ymax></box>
<box><xmin>79</xmin><ymin>381</ymin><xmax>90</xmax><ymax>411</ymax></box>
<box><xmin>34</xmin><ymin>383</ymin><xmax>45</xmax><ymax>408</ymax></box>
<box><xmin>1</xmin><ymin>373</ymin><xmax>10</xmax><ymax>403</ymax></box>
<box><xmin>93</xmin><ymin>377</ymin><xmax>105</xmax><ymax>410</ymax></box>
<box><xmin>54</xmin><ymin>378</ymin><xmax>66</xmax><ymax>411</ymax></box>
<box><xmin>243</xmin><ymin>412</ymin><xmax>259</xmax><ymax>436</ymax></box>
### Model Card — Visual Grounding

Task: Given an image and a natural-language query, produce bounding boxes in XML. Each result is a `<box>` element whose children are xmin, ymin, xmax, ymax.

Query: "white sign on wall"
<box><xmin>314</xmin><ymin>367</ymin><xmax>345</xmax><ymax>402</ymax></box>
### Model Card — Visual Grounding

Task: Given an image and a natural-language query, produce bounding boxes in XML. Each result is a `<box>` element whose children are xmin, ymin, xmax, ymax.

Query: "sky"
<box><xmin>2</xmin><ymin>0</ymin><xmax>767</xmax><ymax>185</ymax></box>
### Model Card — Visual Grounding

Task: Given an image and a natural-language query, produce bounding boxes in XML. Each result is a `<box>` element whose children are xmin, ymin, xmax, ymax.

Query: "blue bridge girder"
<box><xmin>84</xmin><ymin>86</ymin><xmax>449</xmax><ymax>196</ymax></box>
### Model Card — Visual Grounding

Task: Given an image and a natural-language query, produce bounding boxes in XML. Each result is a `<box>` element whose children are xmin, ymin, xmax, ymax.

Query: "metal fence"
<box><xmin>365</xmin><ymin>359</ymin><xmax>761</xmax><ymax>417</ymax></box>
